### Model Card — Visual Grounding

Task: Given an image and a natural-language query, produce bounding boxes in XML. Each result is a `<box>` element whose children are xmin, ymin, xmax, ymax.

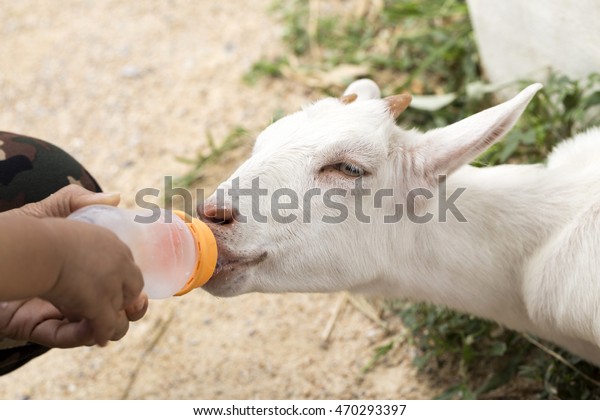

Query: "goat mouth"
<box><xmin>209</xmin><ymin>251</ymin><xmax>268</xmax><ymax>280</ymax></box>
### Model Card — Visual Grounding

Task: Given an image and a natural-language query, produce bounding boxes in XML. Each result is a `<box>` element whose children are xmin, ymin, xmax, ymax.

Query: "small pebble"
<box><xmin>121</xmin><ymin>65</ymin><xmax>144</xmax><ymax>79</ymax></box>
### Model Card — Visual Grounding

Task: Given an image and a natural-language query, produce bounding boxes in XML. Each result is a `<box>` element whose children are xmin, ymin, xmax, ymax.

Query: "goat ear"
<box><xmin>343</xmin><ymin>79</ymin><xmax>381</xmax><ymax>100</ymax></box>
<box><xmin>385</xmin><ymin>94</ymin><xmax>412</xmax><ymax>119</ymax></box>
<box><xmin>423</xmin><ymin>83</ymin><xmax>542</xmax><ymax>177</ymax></box>
<box><xmin>340</xmin><ymin>93</ymin><xmax>358</xmax><ymax>105</ymax></box>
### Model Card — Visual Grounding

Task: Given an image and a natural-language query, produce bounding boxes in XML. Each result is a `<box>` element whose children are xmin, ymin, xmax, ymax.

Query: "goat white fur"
<box><xmin>200</xmin><ymin>79</ymin><xmax>600</xmax><ymax>365</ymax></box>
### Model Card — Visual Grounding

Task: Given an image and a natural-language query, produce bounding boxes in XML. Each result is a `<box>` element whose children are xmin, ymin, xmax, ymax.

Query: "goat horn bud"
<box><xmin>339</xmin><ymin>93</ymin><xmax>358</xmax><ymax>105</ymax></box>
<box><xmin>385</xmin><ymin>93</ymin><xmax>412</xmax><ymax>119</ymax></box>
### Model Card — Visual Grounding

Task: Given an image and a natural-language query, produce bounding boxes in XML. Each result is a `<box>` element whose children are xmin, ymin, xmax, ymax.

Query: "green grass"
<box><xmin>165</xmin><ymin>127</ymin><xmax>250</xmax><ymax>210</ymax></box>
<box><xmin>173</xmin><ymin>127</ymin><xmax>249</xmax><ymax>189</ymax></box>
<box><xmin>249</xmin><ymin>0</ymin><xmax>479</xmax><ymax>94</ymax></box>
<box><xmin>248</xmin><ymin>0</ymin><xmax>600</xmax><ymax>399</ymax></box>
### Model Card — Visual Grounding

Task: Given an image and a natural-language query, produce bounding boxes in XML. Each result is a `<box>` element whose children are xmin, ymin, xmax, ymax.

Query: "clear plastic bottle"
<box><xmin>68</xmin><ymin>204</ymin><xmax>218</xmax><ymax>299</ymax></box>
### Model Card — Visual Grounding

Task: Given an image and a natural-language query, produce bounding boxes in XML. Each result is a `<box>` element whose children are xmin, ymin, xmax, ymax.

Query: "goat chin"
<box><xmin>198</xmin><ymin>78</ymin><xmax>600</xmax><ymax>366</ymax></box>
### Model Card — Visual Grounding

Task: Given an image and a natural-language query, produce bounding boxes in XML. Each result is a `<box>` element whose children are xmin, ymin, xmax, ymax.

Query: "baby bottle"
<box><xmin>68</xmin><ymin>204</ymin><xmax>218</xmax><ymax>299</ymax></box>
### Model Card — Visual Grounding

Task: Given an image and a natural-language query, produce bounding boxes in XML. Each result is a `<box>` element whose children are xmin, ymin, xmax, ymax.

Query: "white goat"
<box><xmin>198</xmin><ymin>79</ymin><xmax>600</xmax><ymax>365</ymax></box>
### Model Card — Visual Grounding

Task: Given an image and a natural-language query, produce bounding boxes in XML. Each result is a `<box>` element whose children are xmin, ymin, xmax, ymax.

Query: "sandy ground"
<box><xmin>0</xmin><ymin>0</ymin><xmax>440</xmax><ymax>399</ymax></box>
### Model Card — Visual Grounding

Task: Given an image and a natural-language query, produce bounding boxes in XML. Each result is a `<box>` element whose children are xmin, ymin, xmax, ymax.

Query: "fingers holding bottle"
<box><xmin>41</xmin><ymin>217</ymin><xmax>146</xmax><ymax>346</ymax></box>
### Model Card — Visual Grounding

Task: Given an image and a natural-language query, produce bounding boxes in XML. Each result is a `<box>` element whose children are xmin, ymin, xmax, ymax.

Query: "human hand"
<box><xmin>9</xmin><ymin>183</ymin><xmax>122</xmax><ymax>219</ymax></box>
<box><xmin>0</xmin><ymin>294</ymin><xmax>147</xmax><ymax>348</ymax></box>
<box><xmin>1</xmin><ymin>184</ymin><xmax>148</xmax><ymax>347</ymax></box>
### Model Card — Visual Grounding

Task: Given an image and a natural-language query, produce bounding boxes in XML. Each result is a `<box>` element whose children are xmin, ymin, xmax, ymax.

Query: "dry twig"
<box><xmin>121</xmin><ymin>309</ymin><xmax>176</xmax><ymax>399</ymax></box>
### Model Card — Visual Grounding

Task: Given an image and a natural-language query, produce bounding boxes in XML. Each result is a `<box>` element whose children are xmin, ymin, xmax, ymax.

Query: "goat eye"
<box><xmin>337</xmin><ymin>162</ymin><xmax>364</xmax><ymax>177</ymax></box>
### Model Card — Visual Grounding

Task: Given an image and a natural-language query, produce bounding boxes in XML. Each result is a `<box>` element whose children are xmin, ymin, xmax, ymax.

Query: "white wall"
<box><xmin>467</xmin><ymin>0</ymin><xmax>600</xmax><ymax>84</ymax></box>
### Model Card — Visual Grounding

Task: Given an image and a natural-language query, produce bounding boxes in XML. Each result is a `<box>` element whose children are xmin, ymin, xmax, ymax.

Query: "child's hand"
<box><xmin>0</xmin><ymin>184</ymin><xmax>148</xmax><ymax>347</ymax></box>
<box><xmin>40</xmin><ymin>217</ymin><xmax>146</xmax><ymax>346</ymax></box>
<box><xmin>0</xmin><ymin>294</ymin><xmax>147</xmax><ymax>348</ymax></box>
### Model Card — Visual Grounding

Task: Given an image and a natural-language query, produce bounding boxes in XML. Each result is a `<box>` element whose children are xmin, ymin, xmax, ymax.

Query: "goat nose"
<box><xmin>197</xmin><ymin>200</ymin><xmax>237</xmax><ymax>225</ymax></box>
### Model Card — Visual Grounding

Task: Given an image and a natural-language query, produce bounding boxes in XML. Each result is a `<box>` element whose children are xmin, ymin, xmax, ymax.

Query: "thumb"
<box><xmin>72</xmin><ymin>189</ymin><xmax>121</xmax><ymax>211</ymax></box>
<box><xmin>16</xmin><ymin>184</ymin><xmax>121</xmax><ymax>218</ymax></box>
